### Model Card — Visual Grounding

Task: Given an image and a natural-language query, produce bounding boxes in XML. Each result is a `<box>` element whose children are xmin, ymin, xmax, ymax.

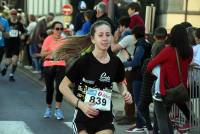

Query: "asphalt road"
<box><xmin>0</xmin><ymin>71</ymin><xmax>74</xmax><ymax>134</ymax></box>
<box><xmin>0</xmin><ymin>70</ymin><xmax>131</xmax><ymax>134</ymax></box>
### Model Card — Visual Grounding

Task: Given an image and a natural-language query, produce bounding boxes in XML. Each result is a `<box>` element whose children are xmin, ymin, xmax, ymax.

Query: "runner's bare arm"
<box><xmin>59</xmin><ymin>76</ymin><xmax>99</xmax><ymax>118</ymax></box>
<box><xmin>116</xmin><ymin>82</ymin><xmax>133</xmax><ymax>104</ymax></box>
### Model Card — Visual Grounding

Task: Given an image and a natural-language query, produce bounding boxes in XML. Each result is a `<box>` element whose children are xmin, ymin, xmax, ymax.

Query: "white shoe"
<box><xmin>41</xmin><ymin>86</ymin><xmax>46</xmax><ymax>92</ymax></box>
<box><xmin>17</xmin><ymin>61</ymin><xmax>23</xmax><ymax>66</ymax></box>
<box><xmin>126</xmin><ymin>127</ymin><xmax>145</xmax><ymax>133</ymax></box>
<box><xmin>24</xmin><ymin>65</ymin><xmax>33</xmax><ymax>70</ymax></box>
<box><xmin>32</xmin><ymin>70</ymin><xmax>41</xmax><ymax>74</ymax></box>
<box><xmin>152</xmin><ymin>93</ymin><xmax>163</xmax><ymax>102</ymax></box>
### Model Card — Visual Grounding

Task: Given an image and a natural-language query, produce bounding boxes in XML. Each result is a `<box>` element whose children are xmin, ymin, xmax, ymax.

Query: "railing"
<box><xmin>169</xmin><ymin>66</ymin><xmax>200</xmax><ymax>134</ymax></box>
<box><xmin>188</xmin><ymin>66</ymin><xmax>200</xmax><ymax>133</ymax></box>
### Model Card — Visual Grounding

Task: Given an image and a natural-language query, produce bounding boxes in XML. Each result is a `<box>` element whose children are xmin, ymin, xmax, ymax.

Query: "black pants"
<box><xmin>154</xmin><ymin>101</ymin><xmax>190</xmax><ymax>134</ymax></box>
<box><xmin>139</xmin><ymin>59</ymin><xmax>157</xmax><ymax>130</ymax></box>
<box><xmin>0</xmin><ymin>46</ymin><xmax>4</xmax><ymax>63</ymax></box>
<box><xmin>44</xmin><ymin>66</ymin><xmax>66</xmax><ymax>104</ymax></box>
<box><xmin>124</xmin><ymin>70</ymin><xmax>135</xmax><ymax>119</ymax></box>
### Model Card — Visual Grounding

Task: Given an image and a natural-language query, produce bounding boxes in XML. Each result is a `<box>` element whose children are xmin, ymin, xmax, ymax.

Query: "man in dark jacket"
<box><xmin>95</xmin><ymin>2</ymin><xmax>115</xmax><ymax>35</ymax></box>
<box><xmin>29</xmin><ymin>13</ymin><xmax>54</xmax><ymax>45</ymax></box>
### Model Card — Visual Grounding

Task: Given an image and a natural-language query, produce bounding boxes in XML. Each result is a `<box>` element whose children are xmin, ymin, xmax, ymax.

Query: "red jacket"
<box><xmin>147</xmin><ymin>46</ymin><xmax>192</xmax><ymax>95</ymax></box>
<box><xmin>129</xmin><ymin>14</ymin><xmax>144</xmax><ymax>30</ymax></box>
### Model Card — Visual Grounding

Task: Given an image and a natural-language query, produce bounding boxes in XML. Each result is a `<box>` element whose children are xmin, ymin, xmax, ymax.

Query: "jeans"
<box><xmin>29</xmin><ymin>44</ymin><xmax>41</xmax><ymax>71</ymax></box>
<box><xmin>132</xmin><ymin>80</ymin><xmax>145</xmax><ymax>128</ymax></box>
<box><xmin>154</xmin><ymin>101</ymin><xmax>174</xmax><ymax>134</ymax></box>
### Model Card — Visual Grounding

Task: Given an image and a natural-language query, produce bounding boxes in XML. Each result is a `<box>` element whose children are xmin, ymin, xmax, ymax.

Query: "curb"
<box><xmin>17</xmin><ymin>66</ymin><xmax>44</xmax><ymax>87</ymax></box>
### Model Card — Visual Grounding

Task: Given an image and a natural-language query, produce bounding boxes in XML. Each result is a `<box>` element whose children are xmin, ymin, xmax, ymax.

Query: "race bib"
<box><xmin>9</xmin><ymin>30</ymin><xmax>18</xmax><ymax>37</ymax></box>
<box><xmin>84</xmin><ymin>87</ymin><xmax>112</xmax><ymax>111</ymax></box>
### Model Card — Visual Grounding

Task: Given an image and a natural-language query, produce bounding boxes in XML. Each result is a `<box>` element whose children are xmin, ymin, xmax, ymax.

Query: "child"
<box><xmin>151</xmin><ymin>27</ymin><xmax>168</xmax><ymax>101</ymax></box>
<box><xmin>127</xmin><ymin>2</ymin><xmax>144</xmax><ymax>30</ymax></box>
<box><xmin>138</xmin><ymin>27</ymin><xmax>167</xmax><ymax>134</ymax></box>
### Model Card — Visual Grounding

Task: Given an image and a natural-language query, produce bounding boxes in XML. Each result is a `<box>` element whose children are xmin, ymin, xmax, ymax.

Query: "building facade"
<box><xmin>2</xmin><ymin>0</ymin><xmax>200</xmax><ymax>31</ymax></box>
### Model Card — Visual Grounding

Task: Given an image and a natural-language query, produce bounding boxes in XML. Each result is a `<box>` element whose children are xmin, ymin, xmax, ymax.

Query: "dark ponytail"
<box><xmin>170</xmin><ymin>24</ymin><xmax>193</xmax><ymax>59</ymax></box>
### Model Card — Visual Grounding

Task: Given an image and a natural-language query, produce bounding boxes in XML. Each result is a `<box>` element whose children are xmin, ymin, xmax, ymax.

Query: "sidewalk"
<box><xmin>17</xmin><ymin>66</ymin><xmax>132</xmax><ymax>134</ymax></box>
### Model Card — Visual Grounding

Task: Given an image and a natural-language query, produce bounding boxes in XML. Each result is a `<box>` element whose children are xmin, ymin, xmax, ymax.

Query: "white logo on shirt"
<box><xmin>99</xmin><ymin>72</ymin><xmax>110</xmax><ymax>83</ymax></box>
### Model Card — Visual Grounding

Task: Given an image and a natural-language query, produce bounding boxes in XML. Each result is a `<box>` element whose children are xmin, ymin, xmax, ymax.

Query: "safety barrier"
<box><xmin>169</xmin><ymin>66</ymin><xmax>200</xmax><ymax>134</ymax></box>
<box><xmin>188</xmin><ymin>66</ymin><xmax>200</xmax><ymax>133</ymax></box>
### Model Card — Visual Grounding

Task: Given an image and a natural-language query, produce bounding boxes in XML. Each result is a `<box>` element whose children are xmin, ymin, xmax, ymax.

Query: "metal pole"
<box><xmin>185</xmin><ymin>0</ymin><xmax>188</xmax><ymax>22</ymax></box>
<box><xmin>108</xmin><ymin>0</ymin><xmax>114</xmax><ymax>21</ymax></box>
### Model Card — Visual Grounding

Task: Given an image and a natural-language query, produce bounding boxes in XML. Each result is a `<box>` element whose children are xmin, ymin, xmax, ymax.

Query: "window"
<box><xmin>55</xmin><ymin>0</ymin><xmax>62</xmax><ymax>14</ymax></box>
<box><xmin>28</xmin><ymin>0</ymin><xmax>34</xmax><ymax>14</ymax></box>
<box><xmin>43</xmin><ymin>0</ymin><xmax>49</xmax><ymax>15</ymax></box>
<box><xmin>38</xmin><ymin>0</ymin><xmax>43</xmax><ymax>15</ymax></box>
<box><xmin>188</xmin><ymin>0</ymin><xmax>200</xmax><ymax>11</ymax></box>
<box><xmin>33</xmin><ymin>0</ymin><xmax>38</xmax><ymax>15</ymax></box>
<box><xmin>49</xmin><ymin>0</ymin><xmax>55</xmax><ymax>13</ymax></box>
<box><xmin>160</xmin><ymin>0</ymin><xmax>185</xmax><ymax>12</ymax></box>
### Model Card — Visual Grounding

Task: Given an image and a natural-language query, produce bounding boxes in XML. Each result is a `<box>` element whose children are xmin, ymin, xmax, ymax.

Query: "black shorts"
<box><xmin>5</xmin><ymin>44</ymin><xmax>20</xmax><ymax>58</ymax></box>
<box><xmin>73</xmin><ymin>109</ymin><xmax>115</xmax><ymax>134</ymax></box>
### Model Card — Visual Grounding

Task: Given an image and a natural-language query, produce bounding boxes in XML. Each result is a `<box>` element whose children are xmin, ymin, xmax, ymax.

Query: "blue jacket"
<box><xmin>75</xmin><ymin>21</ymin><xmax>92</xmax><ymax>36</ymax></box>
<box><xmin>0</xmin><ymin>16</ymin><xmax>10</xmax><ymax>47</ymax></box>
<box><xmin>123</xmin><ymin>38</ymin><xmax>151</xmax><ymax>80</ymax></box>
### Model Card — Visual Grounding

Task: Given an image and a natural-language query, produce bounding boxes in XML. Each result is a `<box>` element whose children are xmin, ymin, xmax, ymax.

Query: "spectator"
<box><xmin>30</xmin><ymin>12</ymin><xmax>54</xmax><ymax>45</ymax></box>
<box><xmin>186</xmin><ymin>26</ymin><xmax>196</xmax><ymax>46</ymax></box>
<box><xmin>192</xmin><ymin>28</ymin><xmax>200</xmax><ymax>66</ymax></box>
<box><xmin>75</xmin><ymin>10</ymin><xmax>94</xmax><ymax>36</ymax></box>
<box><xmin>123</xmin><ymin>25</ymin><xmax>152</xmax><ymax>133</ymax></box>
<box><xmin>147</xmin><ymin>24</ymin><xmax>193</xmax><ymax>134</ymax></box>
<box><xmin>113</xmin><ymin>16</ymin><xmax>131</xmax><ymax>42</ymax></box>
<box><xmin>139</xmin><ymin>27</ymin><xmax>168</xmax><ymax>134</ymax></box>
<box><xmin>127</xmin><ymin>2</ymin><xmax>144</xmax><ymax>30</ymax></box>
<box><xmin>22</xmin><ymin>14</ymin><xmax>37</xmax><ymax>70</ymax></box>
<box><xmin>73</xmin><ymin>1</ymin><xmax>87</xmax><ymax>33</ymax></box>
<box><xmin>41</xmin><ymin>21</ymin><xmax>66</xmax><ymax>120</ymax></box>
<box><xmin>111</xmin><ymin>16</ymin><xmax>135</xmax><ymax>125</ymax></box>
<box><xmin>29</xmin><ymin>12</ymin><xmax>54</xmax><ymax>73</ymax></box>
<box><xmin>95</xmin><ymin>1</ymin><xmax>115</xmax><ymax>35</ymax></box>
<box><xmin>151</xmin><ymin>27</ymin><xmax>168</xmax><ymax>101</ymax></box>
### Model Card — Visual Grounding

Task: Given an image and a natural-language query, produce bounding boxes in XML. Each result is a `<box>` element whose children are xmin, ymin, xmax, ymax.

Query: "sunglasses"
<box><xmin>55</xmin><ymin>27</ymin><xmax>64</xmax><ymax>31</ymax></box>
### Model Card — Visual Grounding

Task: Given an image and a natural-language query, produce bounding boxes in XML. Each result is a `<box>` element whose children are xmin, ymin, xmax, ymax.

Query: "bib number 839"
<box><xmin>84</xmin><ymin>88</ymin><xmax>111</xmax><ymax>111</ymax></box>
<box><xmin>89</xmin><ymin>96</ymin><xmax>106</xmax><ymax>106</ymax></box>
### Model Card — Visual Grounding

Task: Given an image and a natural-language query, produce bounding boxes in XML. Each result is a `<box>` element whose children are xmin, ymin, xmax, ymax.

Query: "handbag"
<box><xmin>164</xmin><ymin>49</ymin><xmax>189</xmax><ymax>103</ymax></box>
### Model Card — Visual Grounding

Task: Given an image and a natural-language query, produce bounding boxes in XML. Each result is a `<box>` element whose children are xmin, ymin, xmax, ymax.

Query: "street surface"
<box><xmin>0</xmin><ymin>70</ymin><xmax>130</xmax><ymax>134</ymax></box>
<box><xmin>0</xmin><ymin>71</ymin><xmax>75</xmax><ymax>134</ymax></box>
